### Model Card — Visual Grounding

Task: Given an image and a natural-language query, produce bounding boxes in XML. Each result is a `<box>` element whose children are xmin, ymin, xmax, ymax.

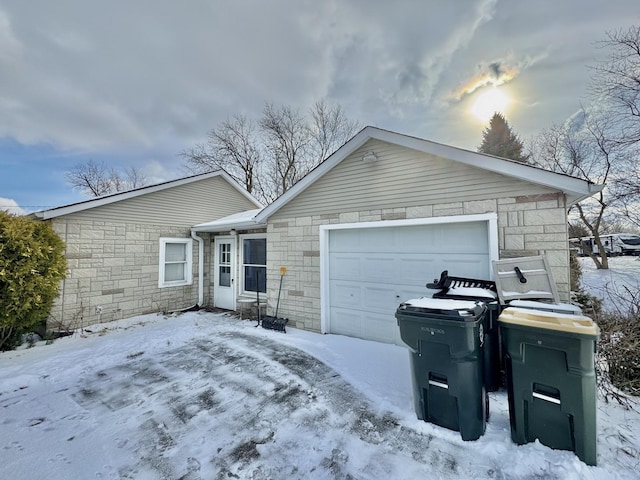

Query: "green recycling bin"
<box><xmin>499</xmin><ymin>307</ymin><xmax>600</xmax><ymax>465</ymax></box>
<box><xmin>396</xmin><ymin>297</ymin><xmax>487</xmax><ymax>441</ymax></box>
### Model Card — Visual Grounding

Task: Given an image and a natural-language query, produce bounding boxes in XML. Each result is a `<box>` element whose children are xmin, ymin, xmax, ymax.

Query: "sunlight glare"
<box><xmin>471</xmin><ymin>87</ymin><xmax>509</xmax><ymax>122</ymax></box>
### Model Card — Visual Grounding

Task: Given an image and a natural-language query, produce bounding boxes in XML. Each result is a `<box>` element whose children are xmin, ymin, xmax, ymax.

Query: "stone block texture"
<box><xmin>49</xmin><ymin>219</ymin><xmax>199</xmax><ymax>330</ymax></box>
<box><xmin>267</xmin><ymin>194</ymin><xmax>570</xmax><ymax>333</ymax></box>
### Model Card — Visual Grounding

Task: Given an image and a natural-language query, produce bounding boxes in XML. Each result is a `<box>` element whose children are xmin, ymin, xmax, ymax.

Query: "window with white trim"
<box><xmin>241</xmin><ymin>234</ymin><xmax>266</xmax><ymax>294</ymax></box>
<box><xmin>158</xmin><ymin>238</ymin><xmax>193</xmax><ymax>288</ymax></box>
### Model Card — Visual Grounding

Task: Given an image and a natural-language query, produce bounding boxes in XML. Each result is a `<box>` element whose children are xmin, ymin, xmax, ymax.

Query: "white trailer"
<box><xmin>569</xmin><ymin>234</ymin><xmax>640</xmax><ymax>256</ymax></box>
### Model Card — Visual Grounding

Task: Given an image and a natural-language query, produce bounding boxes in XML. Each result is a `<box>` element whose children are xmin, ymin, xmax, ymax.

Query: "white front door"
<box><xmin>214</xmin><ymin>236</ymin><xmax>236</xmax><ymax>310</ymax></box>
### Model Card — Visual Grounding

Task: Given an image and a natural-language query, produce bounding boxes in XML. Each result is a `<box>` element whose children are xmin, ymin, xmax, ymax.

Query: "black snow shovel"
<box><xmin>260</xmin><ymin>266</ymin><xmax>289</xmax><ymax>333</ymax></box>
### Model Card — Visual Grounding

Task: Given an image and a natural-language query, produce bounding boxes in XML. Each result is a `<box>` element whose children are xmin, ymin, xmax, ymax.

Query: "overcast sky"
<box><xmin>1</xmin><ymin>0</ymin><xmax>638</xmax><ymax>213</ymax></box>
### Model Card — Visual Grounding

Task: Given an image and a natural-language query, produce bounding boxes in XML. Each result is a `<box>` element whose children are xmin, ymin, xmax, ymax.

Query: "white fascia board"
<box><xmin>36</xmin><ymin>171</ymin><xmax>262</xmax><ymax>220</ymax></box>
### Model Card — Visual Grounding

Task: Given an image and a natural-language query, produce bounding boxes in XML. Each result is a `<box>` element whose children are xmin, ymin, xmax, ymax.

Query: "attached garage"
<box><xmin>241</xmin><ymin>127</ymin><xmax>601</xmax><ymax>343</ymax></box>
<box><xmin>321</xmin><ymin>214</ymin><xmax>499</xmax><ymax>345</ymax></box>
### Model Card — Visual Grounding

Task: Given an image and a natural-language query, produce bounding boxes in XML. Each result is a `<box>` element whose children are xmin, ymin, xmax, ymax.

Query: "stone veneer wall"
<box><xmin>266</xmin><ymin>193</ymin><xmax>569</xmax><ymax>333</ymax></box>
<box><xmin>48</xmin><ymin>219</ymin><xmax>203</xmax><ymax>330</ymax></box>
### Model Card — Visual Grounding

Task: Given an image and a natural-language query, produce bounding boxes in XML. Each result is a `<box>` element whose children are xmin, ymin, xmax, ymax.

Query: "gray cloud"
<box><xmin>449</xmin><ymin>52</ymin><xmax>549</xmax><ymax>102</ymax></box>
<box><xmin>0</xmin><ymin>0</ymin><xmax>637</xmax><ymax>163</ymax></box>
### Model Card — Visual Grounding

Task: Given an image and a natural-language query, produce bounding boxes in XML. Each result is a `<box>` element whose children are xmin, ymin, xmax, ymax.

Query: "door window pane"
<box><xmin>219</xmin><ymin>266</ymin><xmax>231</xmax><ymax>287</ymax></box>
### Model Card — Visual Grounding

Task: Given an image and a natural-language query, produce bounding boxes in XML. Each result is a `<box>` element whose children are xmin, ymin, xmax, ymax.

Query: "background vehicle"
<box><xmin>569</xmin><ymin>234</ymin><xmax>640</xmax><ymax>256</ymax></box>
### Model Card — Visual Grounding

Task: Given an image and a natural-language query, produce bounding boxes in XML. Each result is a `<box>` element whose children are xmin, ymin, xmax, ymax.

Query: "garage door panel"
<box><xmin>329</xmin><ymin>229</ymin><xmax>363</xmax><ymax>251</ymax></box>
<box><xmin>398</xmin><ymin>257</ymin><xmax>437</xmax><ymax>284</ymax></box>
<box><xmin>363</xmin><ymin>311</ymin><xmax>402</xmax><ymax>344</ymax></box>
<box><xmin>398</xmin><ymin>227</ymin><xmax>439</xmax><ymax>251</ymax></box>
<box><xmin>361</xmin><ymin>255</ymin><xmax>398</xmax><ymax>281</ymax></box>
<box><xmin>329</xmin><ymin>255</ymin><xmax>361</xmax><ymax>279</ymax></box>
<box><xmin>362</xmin><ymin>284</ymin><xmax>402</xmax><ymax>310</ymax></box>
<box><xmin>330</xmin><ymin>308</ymin><xmax>401</xmax><ymax>344</ymax></box>
<box><xmin>329</xmin><ymin>308</ymin><xmax>363</xmax><ymax>337</ymax></box>
<box><xmin>436</xmin><ymin>255</ymin><xmax>488</xmax><ymax>278</ymax></box>
<box><xmin>439</xmin><ymin>223</ymin><xmax>488</xmax><ymax>252</ymax></box>
<box><xmin>330</xmin><ymin>281</ymin><xmax>362</xmax><ymax>308</ymax></box>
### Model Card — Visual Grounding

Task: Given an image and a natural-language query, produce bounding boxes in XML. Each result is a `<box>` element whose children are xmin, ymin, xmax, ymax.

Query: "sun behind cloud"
<box><xmin>470</xmin><ymin>87</ymin><xmax>510</xmax><ymax>123</ymax></box>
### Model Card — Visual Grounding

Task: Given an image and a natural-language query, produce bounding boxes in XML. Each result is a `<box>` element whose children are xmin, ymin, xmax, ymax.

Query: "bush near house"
<box><xmin>0</xmin><ymin>211</ymin><xmax>67</xmax><ymax>351</ymax></box>
<box><xmin>597</xmin><ymin>312</ymin><xmax>640</xmax><ymax>399</ymax></box>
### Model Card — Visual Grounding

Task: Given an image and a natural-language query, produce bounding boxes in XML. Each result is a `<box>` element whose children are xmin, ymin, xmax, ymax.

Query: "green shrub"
<box><xmin>0</xmin><ymin>211</ymin><xmax>67</xmax><ymax>350</ymax></box>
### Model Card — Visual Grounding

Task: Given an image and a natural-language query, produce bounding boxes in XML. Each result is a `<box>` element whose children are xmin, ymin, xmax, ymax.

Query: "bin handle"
<box><xmin>514</xmin><ymin>266</ymin><xmax>527</xmax><ymax>284</ymax></box>
<box><xmin>532</xmin><ymin>384</ymin><xmax>561</xmax><ymax>405</ymax></box>
<box><xmin>532</xmin><ymin>391</ymin><xmax>561</xmax><ymax>405</ymax></box>
<box><xmin>428</xmin><ymin>373</ymin><xmax>449</xmax><ymax>389</ymax></box>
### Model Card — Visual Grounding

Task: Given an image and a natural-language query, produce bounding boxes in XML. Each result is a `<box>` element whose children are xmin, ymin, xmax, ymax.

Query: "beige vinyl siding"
<box><xmin>62</xmin><ymin>176</ymin><xmax>257</xmax><ymax>226</ymax></box>
<box><xmin>273</xmin><ymin>139</ymin><xmax>556</xmax><ymax>219</ymax></box>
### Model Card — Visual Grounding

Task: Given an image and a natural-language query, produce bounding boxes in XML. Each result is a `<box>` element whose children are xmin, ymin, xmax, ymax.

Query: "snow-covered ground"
<box><xmin>579</xmin><ymin>256</ymin><xmax>640</xmax><ymax>314</ymax></box>
<box><xmin>1</xmin><ymin>304</ymin><xmax>639</xmax><ymax>479</ymax></box>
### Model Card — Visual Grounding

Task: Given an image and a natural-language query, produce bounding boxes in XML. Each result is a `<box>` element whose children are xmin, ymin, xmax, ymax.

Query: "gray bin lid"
<box><xmin>492</xmin><ymin>255</ymin><xmax>560</xmax><ymax>304</ymax></box>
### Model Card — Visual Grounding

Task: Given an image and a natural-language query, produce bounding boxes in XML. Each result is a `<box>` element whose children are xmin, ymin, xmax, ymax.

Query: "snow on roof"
<box><xmin>191</xmin><ymin>208</ymin><xmax>265</xmax><ymax>232</ymax></box>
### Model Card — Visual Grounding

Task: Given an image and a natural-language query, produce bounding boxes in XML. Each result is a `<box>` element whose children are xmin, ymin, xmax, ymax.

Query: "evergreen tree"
<box><xmin>478</xmin><ymin>113</ymin><xmax>529</xmax><ymax>162</ymax></box>
<box><xmin>0</xmin><ymin>212</ymin><xmax>67</xmax><ymax>350</ymax></box>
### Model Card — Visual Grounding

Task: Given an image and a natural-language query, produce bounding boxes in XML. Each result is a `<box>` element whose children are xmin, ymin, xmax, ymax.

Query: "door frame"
<box><xmin>319</xmin><ymin>213</ymin><xmax>499</xmax><ymax>335</ymax></box>
<box><xmin>213</xmin><ymin>236</ymin><xmax>237</xmax><ymax>310</ymax></box>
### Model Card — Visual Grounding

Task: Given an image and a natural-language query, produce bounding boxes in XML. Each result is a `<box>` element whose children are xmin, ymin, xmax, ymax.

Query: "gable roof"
<box><xmin>33</xmin><ymin>171</ymin><xmax>262</xmax><ymax>220</ymax></box>
<box><xmin>254</xmin><ymin>126</ymin><xmax>603</xmax><ymax>223</ymax></box>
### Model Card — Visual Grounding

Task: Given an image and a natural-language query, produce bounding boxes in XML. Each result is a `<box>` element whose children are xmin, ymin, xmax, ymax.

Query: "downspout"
<box><xmin>191</xmin><ymin>230</ymin><xmax>204</xmax><ymax>307</ymax></box>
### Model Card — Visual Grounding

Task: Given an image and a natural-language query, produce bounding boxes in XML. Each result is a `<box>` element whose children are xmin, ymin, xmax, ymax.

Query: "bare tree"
<box><xmin>309</xmin><ymin>100</ymin><xmax>361</xmax><ymax>163</ymax></box>
<box><xmin>530</xmin><ymin>112</ymin><xmax>628</xmax><ymax>269</ymax></box>
<box><xmin>587</xmin><ymin>25</ymin><xmax>640</xmax><ymax>230</ymax></box>
<box><xmin>182</xmin><ymin>100</ymin><xmax>359</xmax><ymax>204</ymax></box>
<box><xmin>66</xmin><ymin>160</ymin><xmax>148</xmax><ymax>197</ymax></box>
<box><xmin>590</xmin><ymin>26</ymin><xmax>640</xmax><ymax>146</ymax></box>
<box><xmin>259</xmin><ymin>103</ymin><xmax>312</xmax><ymax>201</ymax></box>
<box><xmin>181</xmin><ymin>114</ymin><xmax>261</xmax><ymax>195</ymax></box>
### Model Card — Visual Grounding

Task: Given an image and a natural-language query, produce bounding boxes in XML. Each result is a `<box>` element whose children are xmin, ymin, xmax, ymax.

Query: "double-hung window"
<box><xmin>159</xmin><ymin>238</ymin><xmax>193</xmax><ymax>288</ymax></box>
<box><xmin>241</xmin><ymin>235</ymin><xmax>266</xmax><ymax>293</ymax></box>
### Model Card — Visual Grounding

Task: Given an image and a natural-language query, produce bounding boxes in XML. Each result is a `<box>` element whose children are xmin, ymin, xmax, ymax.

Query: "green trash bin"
<box><xmin>433</xmin><ymin>290</ymin><xmax>502</xmax><ymax>392</ymax></box>
<box><xmin>396</xmin><ymin>297</ymin><xmax>488</xmax><ymax>441</ymax></box>
<box><xmin>499</xmin><ymin>307</ymin><xmax>600</xmax><ymax>465</ymax></box>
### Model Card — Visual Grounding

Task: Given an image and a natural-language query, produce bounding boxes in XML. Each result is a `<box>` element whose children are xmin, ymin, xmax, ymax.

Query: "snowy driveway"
<box><xmin>1</xmin><ymin>312</ymin><xmax>638</xmax><ymax>479</ymax></box>
<box><xmin>69</xmin><ymin>331</ymin><xmax>457</xmax><ymax>478</ymax></box>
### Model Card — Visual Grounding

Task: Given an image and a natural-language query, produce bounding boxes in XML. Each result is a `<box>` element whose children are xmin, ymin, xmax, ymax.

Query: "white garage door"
<box><xmin>327</xmin><ymin>221</ymin><xmax>491</xmax><ymax>345</ymax></box>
